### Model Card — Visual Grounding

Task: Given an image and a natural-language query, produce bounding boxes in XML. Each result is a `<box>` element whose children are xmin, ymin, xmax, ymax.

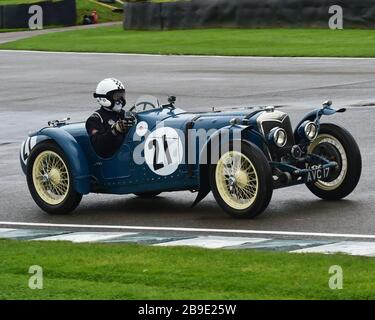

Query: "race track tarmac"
<box><xmin>0</xmin><ymin>50</ymin><xmax>374</xmax><ymax>238</ymax></box>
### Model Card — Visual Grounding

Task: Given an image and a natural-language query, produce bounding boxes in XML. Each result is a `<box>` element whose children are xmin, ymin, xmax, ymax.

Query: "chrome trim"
<box><xmin>256</xmin><ymin>110</ymin><xmax>288</xmax><ymax>137</ymax></box>
<box><xmin>272</xmin><ymin>128</ymin><xmax>287</xmax><ymax>148</ymax></box>
<box><xmin>304</xmin><ymin>121</ymin><xmax>318</xmax><ymax>141</ymax></box>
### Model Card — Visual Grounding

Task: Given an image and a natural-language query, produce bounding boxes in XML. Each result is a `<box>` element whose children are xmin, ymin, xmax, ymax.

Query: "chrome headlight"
<box><xmin>299</xmin><ymin>121</ymin><xmax>318</xmax><ymax>141</ymax></box>
<box><xmin>269</xmin><ymin>127</ymin><xmax>287</xmax><ymax>147</ymax></box>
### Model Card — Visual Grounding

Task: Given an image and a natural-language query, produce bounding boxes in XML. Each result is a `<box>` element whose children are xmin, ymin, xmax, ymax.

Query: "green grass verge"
<box><xmin>0</xmin><ymin>28</ymin><xmax>29</xmax><ymax>32</ymax></box>
<box><xmin>0</xmin><ymin>239</ymin><xmax>374</xmax><ymax>299</ymax></box>
<box><xmin>2</xmin><ymin>26</ymin><xmax>375</xmax><ymax>57</ymax></box>
<box><xmin>0</xmin><ymin>25</ymin><xmax>66</xmax><ymax>32</ymax></box>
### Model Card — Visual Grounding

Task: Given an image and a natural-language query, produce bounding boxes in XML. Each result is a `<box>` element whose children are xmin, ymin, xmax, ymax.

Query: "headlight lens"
<box><xmin>304</xmin><ymin>121</ymin><xmax>318</xmax><ymax>141</ymax></box>
<box><xmin>269</xmin><ymin>127</ymin><xmax>287</xmax><ymax>147</ymax></box>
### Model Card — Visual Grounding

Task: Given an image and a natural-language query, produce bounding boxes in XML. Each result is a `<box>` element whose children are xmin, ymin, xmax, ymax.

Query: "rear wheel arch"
<box><xmin>38</xmin><ymin>128</ymin><xmax>91</xmax><ymax>194</ymax></box>
<box><xmin>20</xmin><ymin>135</ymin><xmax>50</xmax><ymax>174</ymax></box>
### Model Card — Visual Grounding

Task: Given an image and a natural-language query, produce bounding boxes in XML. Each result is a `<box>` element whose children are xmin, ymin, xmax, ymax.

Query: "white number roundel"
<box><xmin>144</xmin><ymin>127</ymin><xmax>183</xmax><ymax>176</ymax></box>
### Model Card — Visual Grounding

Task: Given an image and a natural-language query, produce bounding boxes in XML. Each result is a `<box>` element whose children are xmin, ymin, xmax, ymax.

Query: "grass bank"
<box><xmin>0</xmin><ymin>239</ymin><xmax>374</xmax><ymax>299</ymax></box>
<box><xmin>2</xmin><ymin>26</ymin><xmax>375</xmax><ymax>57</ymax></box>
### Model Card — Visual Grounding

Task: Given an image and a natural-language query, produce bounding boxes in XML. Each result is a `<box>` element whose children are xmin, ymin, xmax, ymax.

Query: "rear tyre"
<box><xmin>209</xmin><ymin>141</ymin><xmax>273</xmax><ymax>219</ymax></box>
<box><xmin>26</xmin><ymin>141</ymin><xmax>82</xmax><ymax>214</ymax></box>
<box><xmin>306</xmin><ymin>123</ymin><xmax>361</xmax><ymax>200</ymax></box>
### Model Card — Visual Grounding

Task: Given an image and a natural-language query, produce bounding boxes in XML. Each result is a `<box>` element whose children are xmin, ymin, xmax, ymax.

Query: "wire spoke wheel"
<box><xmin>27</xmin><ymin>141</ymin><xmax>82</xmax><ymax>214</ymax></box>
<box><xmin>32</xmin><ymin>150</ymin><xmax>70</xmax><ymax>205</ymax></box>
<box><xmin>215</xmin><ymin>150</ymin><xmax>259</xmax><ymax>210</ymax></box>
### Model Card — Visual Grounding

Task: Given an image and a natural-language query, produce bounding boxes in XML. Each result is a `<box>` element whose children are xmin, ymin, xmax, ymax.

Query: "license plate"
<box><xmin>307</xmin><ymin>166</ymin><xmax>330</xmax><ymax>182</ymax></box>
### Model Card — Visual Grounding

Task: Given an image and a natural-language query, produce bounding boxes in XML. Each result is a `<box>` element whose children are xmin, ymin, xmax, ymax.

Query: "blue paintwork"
<box><xmin>20</xmin><ymin>103</ymin><xmax>345</xmax><ymax>195</ymax></box>
<box><xmin>20</xmin><ymin>107</ymin><xmax>255</xmax><ymax>195</ymax></box>
<box><xmin>294</xmin><ymin>106</ymin><xmax>345</xmax><ymax>142</ymax></box>
<box><xmin>40</xmin><ymin>127</ymin><xmax>91</xmax><ymax>194</ymax></box>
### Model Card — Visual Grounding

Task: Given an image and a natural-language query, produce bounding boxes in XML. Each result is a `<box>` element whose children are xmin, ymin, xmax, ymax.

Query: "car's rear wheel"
<box><xmin>306</xmin><ymin>123</ymin><xmax>361</xmax><ymax>200</ymax></box>
<box><xmin>26</xmin><ymin>141</ymin><xmax>82</xmax><ymax>214</ymax></box>
<box><xmin>209</xmin><ymin>141</ymin><xmax>273</xmax><ymax>218</ymax></box>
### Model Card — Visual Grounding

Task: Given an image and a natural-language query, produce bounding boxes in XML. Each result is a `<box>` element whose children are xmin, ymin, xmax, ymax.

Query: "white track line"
<box><xmin>155</xmin><ymin>236</ymin><xmax>269</xmax><ymax>249</ymax></box>
<box><xmin>292</xmin><ymin>241</ymin><xmax>375</xmax><ymax>256</ymax></box>
<box><xmin>1</xmin><ymin>49</ymin><xmax>375</xmax><ymax>60</ymax></box>
<box><xmin>1</xmin><ymin>221</ymin><xmax>375</xmax><ymax>239</ymax></box>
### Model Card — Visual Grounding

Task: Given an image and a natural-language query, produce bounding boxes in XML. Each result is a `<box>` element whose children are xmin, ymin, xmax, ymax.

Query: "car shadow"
<box><xmin>77</xmin><ymin>193</ymin><xmax>216</xmax><ymax>216</ymax></box>
<box><xmin>73</xmin><ymin>191</ymin><xmax>362</xmax><ymax>225</ymax></box>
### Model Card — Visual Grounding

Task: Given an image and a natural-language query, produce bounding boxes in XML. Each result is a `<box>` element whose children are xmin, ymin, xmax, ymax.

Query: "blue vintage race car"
<box><xmin>20</xmin><ymin>96</ymin><xmax>361</xmax><ymax>218</ymax></box>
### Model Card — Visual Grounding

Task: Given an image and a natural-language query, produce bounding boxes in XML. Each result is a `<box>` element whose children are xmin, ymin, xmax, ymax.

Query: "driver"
<box><xmin>86</xmin><ymin>78</ymin><xmax>135</xmax><ymax>158</ymax></box>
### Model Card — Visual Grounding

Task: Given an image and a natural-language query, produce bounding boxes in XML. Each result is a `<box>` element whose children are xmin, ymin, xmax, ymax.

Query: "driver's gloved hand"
<box><xmin>112</xmin><ymin>118</ymin><xmax>135</xmax><ymax>135</ymax></box>
<box><xmin>112</xmin><ymin>120</ymin><xmax>127</xmax><ymax>135</ymax></box>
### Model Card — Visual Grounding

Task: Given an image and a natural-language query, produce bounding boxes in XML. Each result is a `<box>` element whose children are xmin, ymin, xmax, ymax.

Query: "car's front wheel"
<box><xmin>209</xmin><ymin>141</ymin><xmax>273</xmax><ymax>219</ymax></box>
<box><xmin>26</xmin><ymin>141</ymin><xmax>82</xmax><ymax>214</ymax></box>
<box><xmin>306</xmin><ymin>123</ymin><xmax>362</xmax><ymax>200</ymax></box>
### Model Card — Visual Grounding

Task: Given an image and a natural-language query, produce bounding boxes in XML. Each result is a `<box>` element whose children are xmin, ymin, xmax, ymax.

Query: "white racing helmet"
<box><xmin>93</xmin><ymin>78</ymin><xmax>126</xmax><ymax>112</ymax></box>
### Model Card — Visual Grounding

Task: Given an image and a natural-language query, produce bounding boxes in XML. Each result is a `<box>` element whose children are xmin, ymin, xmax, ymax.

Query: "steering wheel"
<box><xmin>130</xmin><ymin>100</ymin><xmax>158</xmax><ymax>113</ymax></box>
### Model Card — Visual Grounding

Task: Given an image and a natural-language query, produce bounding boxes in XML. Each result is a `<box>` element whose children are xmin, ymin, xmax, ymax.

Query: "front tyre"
<box><xmin>26</xmin><ymin>141</ymin><xmax>82</xmax><ymax>214</ymax></box>
<box><xmin>306</xmin><ymin>123</ymin><xmax>362</xmax><ymax>200</ymax></box>
<box><xmin>210</xmin><ymin>141</ymin><xmax>273</xmax><ymax>219</ymax></box>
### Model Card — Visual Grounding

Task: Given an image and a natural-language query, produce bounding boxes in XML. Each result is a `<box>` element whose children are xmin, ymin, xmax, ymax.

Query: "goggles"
<box><xmin>94</xmin><ymin>89</ymin><xmax>125</xmax><ymax>102</ymax></box>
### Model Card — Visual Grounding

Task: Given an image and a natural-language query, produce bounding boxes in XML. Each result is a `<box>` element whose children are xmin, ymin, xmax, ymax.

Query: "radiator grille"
<box><xmin>260</xmin><ymin>116</ymin><xmax>295</xmax><ymax>148</ymax></box>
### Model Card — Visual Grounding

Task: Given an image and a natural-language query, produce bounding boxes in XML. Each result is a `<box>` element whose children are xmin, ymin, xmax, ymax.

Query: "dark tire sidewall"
<box><xmin>306</xmin><ymin>123</ymin><xmax>362</xmax><ymax>200</ymax></box>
